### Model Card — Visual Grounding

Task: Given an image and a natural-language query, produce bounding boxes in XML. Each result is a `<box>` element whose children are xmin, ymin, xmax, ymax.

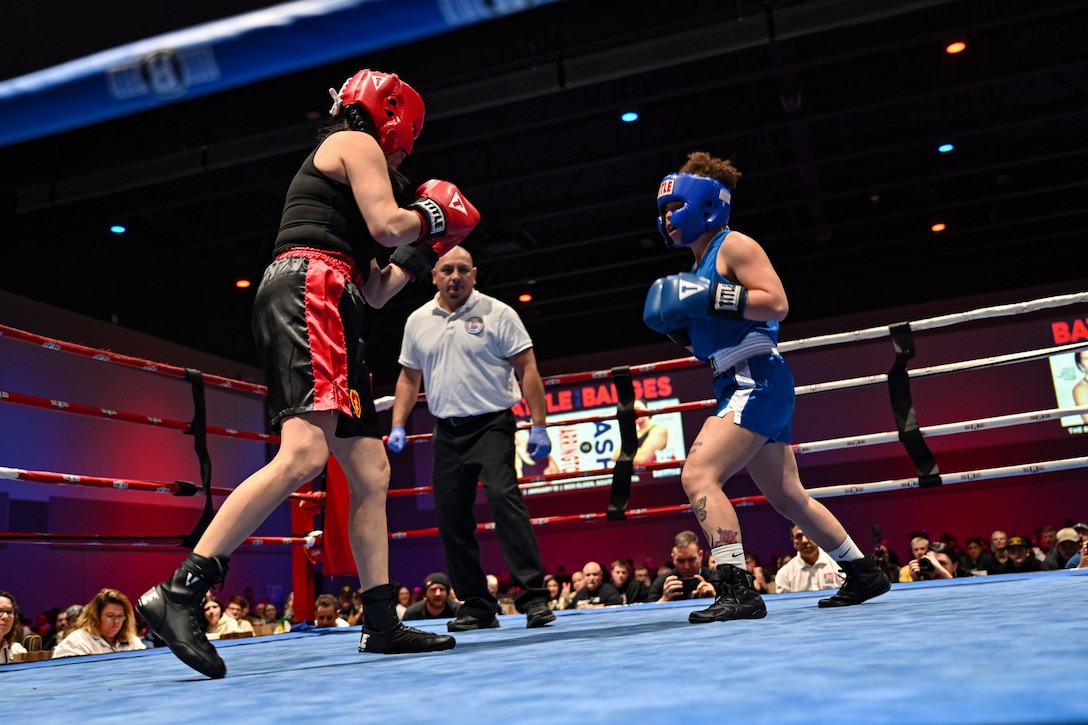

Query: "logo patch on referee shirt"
<box><xmin>464</xmin><ymin>317</ymin><xmax>484</xmax><ymax>335</ymax></box>
<box><xmin>349</xmin><ymin>388</ymin><xmax>362</xmax><ymax>418</ymax></box>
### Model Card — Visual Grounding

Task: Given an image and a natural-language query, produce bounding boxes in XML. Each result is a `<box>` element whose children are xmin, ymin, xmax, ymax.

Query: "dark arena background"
<box><xmin>1</xmin><ymin>1</ymin><xmax>1086</xmax><ymax>722</ymax></box>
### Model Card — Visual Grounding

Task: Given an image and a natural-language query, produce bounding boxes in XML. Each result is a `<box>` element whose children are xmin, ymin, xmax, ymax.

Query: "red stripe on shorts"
<box><xmin>300</xmin><ymin>254</ymin><xmax>351</xmax><ymax>415</ymax></box>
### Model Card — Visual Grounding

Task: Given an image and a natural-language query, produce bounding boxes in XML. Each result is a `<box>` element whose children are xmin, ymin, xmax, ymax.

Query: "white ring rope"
<box><xmin>800</xmin><ymin>456</ymin><xmax>1088</xmax><ymax>501</ymax></box>
<box><xmin>780</xmin><ymin>291</ymin><xmax>1088</xmax><ymax>353</ymax></box>
<box><xmin>795</xmin><ymin>340</ymin><xmax>1088</xmax><ymax>396</ymax></box>
<box><xmin>793</xmin><ymin>405</ymin><xmax>1088</xmax><ymax>454</ymax></box>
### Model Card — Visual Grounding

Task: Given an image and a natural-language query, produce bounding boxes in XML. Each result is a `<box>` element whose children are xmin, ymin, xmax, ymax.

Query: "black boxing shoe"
<box><xmin>137</xmin><ymin>553</ymin><xmax>229</xmax><ymax>679</ymax></box>
<box><xmin>525</xmin><ymin>601</ymin><xmax>556</xmax><ymax>629</ymax></box>
<box><xmin>688</xmin><ymin>565</ymin><xmax>767</xmax><ymax>624</ymax></box>
<box><xmin>446</xmin><ymin>611</ymin><xmax>500</xmax><ymax>632</ymax></box>
<box><xmin>358</xmin><ymin>624</ymin><xmax>456</xmax><ymax>654</ymax></box>
<box><xmin>818</xmin><ymin>556</ymin><xmax>891</xmax><ymax>608</ymax></box>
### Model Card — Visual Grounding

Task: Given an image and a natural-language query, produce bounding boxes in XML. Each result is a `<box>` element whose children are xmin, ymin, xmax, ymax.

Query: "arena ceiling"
<box><xmin>2</xmin><ymin>0</ymin><xmax>1086</xmax><ymax>383</ymax></box>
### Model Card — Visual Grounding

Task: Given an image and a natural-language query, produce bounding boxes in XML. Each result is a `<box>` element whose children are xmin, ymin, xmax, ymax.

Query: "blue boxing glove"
<box><xmin>643</xmin><ymin>273</ymin><xmax>748</xmax><ymax>339</ymax></box>
<box><xmin>387</xmin><ymin>425</ymin><xmax>407</xmax><ymax>453</ymax></box>
<box><xmin>527</xmin><ymin>425</ymin><xmax>552</xmax><ymax>459</ymax></box>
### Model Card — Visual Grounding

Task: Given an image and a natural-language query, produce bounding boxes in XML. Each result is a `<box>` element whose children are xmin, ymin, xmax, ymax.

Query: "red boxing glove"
<box><xmin>407</xmin><ymin>179</ymin><xmax>480</xmax><ymax>255</ymax></box>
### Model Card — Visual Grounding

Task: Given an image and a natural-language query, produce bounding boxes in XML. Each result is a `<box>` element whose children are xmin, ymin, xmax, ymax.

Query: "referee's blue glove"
<box><xmin>387</xmin><ymin>425</ymin><xmax>406</xmax><ymax>453</ymax></box>
<box><xmin>527</xmin><ymin>425</ymin><xmax>551</xmax><ymax>459</ymax></box>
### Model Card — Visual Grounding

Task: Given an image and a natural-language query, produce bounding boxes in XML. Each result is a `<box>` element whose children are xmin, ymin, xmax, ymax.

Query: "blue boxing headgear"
<box><xmin>656</xmin><ymin>173</ymin><xmax>732</xmax><ymax>248</ymax></box>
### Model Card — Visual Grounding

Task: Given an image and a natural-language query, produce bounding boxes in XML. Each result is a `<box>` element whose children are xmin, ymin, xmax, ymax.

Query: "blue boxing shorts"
<box><xmin>251</xmin><ymin>248</ymin><xmax>379</xmax><ymax>438</ymax></box>
<box><xmin>711</xmin><ymin>352</ymin><xmax>794</xmax><ymax>443</ymax></box>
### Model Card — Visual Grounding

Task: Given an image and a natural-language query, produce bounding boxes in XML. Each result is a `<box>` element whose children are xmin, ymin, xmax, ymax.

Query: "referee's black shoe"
<box><xmin>525</xmin><ymin>601</ymin><xmax>556</xmax><ymax>628</ymax></box>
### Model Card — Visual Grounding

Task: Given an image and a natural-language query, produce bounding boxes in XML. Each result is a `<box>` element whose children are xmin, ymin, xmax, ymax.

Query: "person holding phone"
<box><xmin>647</xmin><ymin>531</ymin><xmax>718</xmax><ymax>602</ymax></box>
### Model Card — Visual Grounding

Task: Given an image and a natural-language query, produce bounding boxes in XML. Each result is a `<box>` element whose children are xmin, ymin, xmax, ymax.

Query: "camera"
<box><xmin>918</xmin><ymin>556</ymin><xmax>935</xmax><ymax>573</ymax></box>
<box><xmin>681</xmin><ymin>577</ymin><xmax>698</xmax><ymax>598</ymax></box>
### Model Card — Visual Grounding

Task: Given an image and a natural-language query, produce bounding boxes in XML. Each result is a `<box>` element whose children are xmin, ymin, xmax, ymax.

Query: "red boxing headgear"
<box><xmin>330</xmin><ymin>70</ymin><xmax>425</xmax><ymax>156</ymax></box>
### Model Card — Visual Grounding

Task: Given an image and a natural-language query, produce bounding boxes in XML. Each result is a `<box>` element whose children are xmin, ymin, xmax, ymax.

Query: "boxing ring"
<box><xmin>1</xmin><ymin>291</ymin><xmax>1087</xmax><ymax>723</ymax></box>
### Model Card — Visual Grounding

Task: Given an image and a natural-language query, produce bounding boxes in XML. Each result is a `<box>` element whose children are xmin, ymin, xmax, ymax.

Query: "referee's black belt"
<box><xmin>438</xmin><ymin>410</ymin><xmax>504</xmax><ymax>428</ymax></box>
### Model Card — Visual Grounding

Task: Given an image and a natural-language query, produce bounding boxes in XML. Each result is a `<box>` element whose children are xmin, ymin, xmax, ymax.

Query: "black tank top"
<box><xmin>274</xmin><ymin>141</ymin><xmax>387</xmax><ymax>277</ymax></box>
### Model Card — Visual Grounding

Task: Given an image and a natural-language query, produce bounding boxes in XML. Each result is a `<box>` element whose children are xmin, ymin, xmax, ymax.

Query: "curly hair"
<box><xmin>678</xmin><ymin>151</ymin><xmax>742</xmax><ymax>189</ymax></box>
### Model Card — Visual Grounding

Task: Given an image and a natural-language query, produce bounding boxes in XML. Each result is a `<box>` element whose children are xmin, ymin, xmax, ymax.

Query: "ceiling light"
<box><xmin>620</xmin><ymin>111</ymin><xmax>639</xmax><ymax>122</ymax></box>
<box><xmin>235</xmin><ymin>279</ymin><xmax>252</xmax><ymax>289</ymax></box>
<box><xmin>930</xmin><ymin>222</ymin><xmax>947</xmax><ymax>233</ymax></box>
<box><xmin>109</xmin><ymin>224</ymin><xmax>126</xmax><ymax>234</ymax></box>
<box><xmin>937</xmin><ymin>143</ymin><xmax>954</xmax><ymax>153</ymax></box>
<box><xmin>518</xmin><ymin>293</ymin><xmax>533</xmax><ymax>303</ymax></box>
<box><xmin>945</xmin><ymin>41</ymin><xmax>966</xmax><ymax>54</ymax></box>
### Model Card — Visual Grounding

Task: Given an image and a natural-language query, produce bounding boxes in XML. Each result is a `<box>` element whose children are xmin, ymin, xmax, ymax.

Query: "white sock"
<box><xmin>711</xmin><ymin>543</ymin><xmax>746</xmax><ymax>569</ymax></box>
<box><xmin>828</xmin><ymin>536</ymin><xmax>865</xmax><ymax>562</ymax></box>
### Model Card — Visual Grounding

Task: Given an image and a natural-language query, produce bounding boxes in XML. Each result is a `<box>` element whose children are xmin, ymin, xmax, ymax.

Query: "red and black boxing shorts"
<box><xmin>251</xmin><ymin>248</ymin><xmax>379</xmax><ymax>438</ymax></box>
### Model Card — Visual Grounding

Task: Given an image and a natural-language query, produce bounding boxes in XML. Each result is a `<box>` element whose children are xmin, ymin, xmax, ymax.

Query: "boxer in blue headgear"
<box><xmin>642</xmin><ymin>151</ymin><xmax>889</xmax><ymax>624</ymax></box>
<box><xmin>656</xmin><ymin>172</ymin><xmax>732</xmax><ymax>248</ymax></box>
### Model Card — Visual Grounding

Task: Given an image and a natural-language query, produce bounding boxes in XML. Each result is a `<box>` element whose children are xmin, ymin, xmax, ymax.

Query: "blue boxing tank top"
<box><xmin>686</xmin><ymin>229</ymin><xmax>779</xmax><ymax>362</ymax></box>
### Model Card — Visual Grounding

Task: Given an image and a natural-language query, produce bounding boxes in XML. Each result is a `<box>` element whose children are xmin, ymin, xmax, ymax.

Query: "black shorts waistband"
<box><xmin>438</xmin><ymin>411</ymin><xmax>505</xmax><ymax>428</ymax></box>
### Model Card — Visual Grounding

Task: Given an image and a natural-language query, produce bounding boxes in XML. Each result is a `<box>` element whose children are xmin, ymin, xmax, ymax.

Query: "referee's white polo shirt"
<box><xmin>399</xmin><ymin>289</ymin><xmax>533</xmax><ymax>420</ymax></box>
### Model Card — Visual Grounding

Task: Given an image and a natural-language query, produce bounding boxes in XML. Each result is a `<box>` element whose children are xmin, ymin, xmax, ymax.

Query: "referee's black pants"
<box><xmin>431</xmin><ymin>409</ymin><xmax>548</xmax><ymax>616</ymax></box>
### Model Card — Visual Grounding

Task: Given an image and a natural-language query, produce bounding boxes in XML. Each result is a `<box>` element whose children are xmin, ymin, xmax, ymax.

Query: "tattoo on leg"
<box><xmin>710</xmin><ymin>528</ymin><xmax>739</xmax><ymax>547</ymax></box>
<box><xmin>687</xmin><ymin>441</ymin><xmax>703</xmax><ymax>455</ymax></box>
<box><xmin>692</xmin><ymin>496</ymin><xmax>707</xmax><ymax>522</ymax></box>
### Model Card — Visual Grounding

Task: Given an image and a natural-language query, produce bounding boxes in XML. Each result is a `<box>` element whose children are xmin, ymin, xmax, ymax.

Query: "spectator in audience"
<box><xmin>262</xmin><ymin>602</ymin><xmax>280</xmax><ymax>625</ymax></box>
<box><xmin>571</xmin><ymin>561</ymin><xmax>623</xmax><ymax>608</ymax></box>
<box><xmin>903</xmin><ymin>540</ymin><xmax>962</xmax><ymax>582</ymax></box>
<box><xmin>959</xmin><ymin>537</ymin><xmax>995</xmax><ymax>576</ymax></box>
<box><xmin>218</xmin><ymin>596</ymin><xmax>256</xmax><ymax>636</ymax></box>
<box><xmin>871</xmin><ymin>537</ymin><xmax>901</xmax><ymax>583</ymax></box>
<box><xmin>52</xmin><ymin>589</ymin><xmax>146</xmax><ymax>658</ymax></box>
<box><xmin>44</xmin><ymin>604</ymin><xmax>81</xmax><ymax>650</ymax></box>
<box><xmin>648</xmin><ymin>531</ymin><xmax>717</xmax><ymax>603</ymax></box>
<box><xmin>910</xmin><ymin>541</ymin><xmax>971</xmax><ymax>580</ymax></box>
<box><xmin>1002</xmin><ymin>535</ymin><xmax>1043</xmax><ymax>574</ymax></box>
<box><xmin>395</xmin><ymin>585</ymin><xmax>413</xmax><ymax>620</ymax></box>
<box><xmin>569</xmin><ymin>570</ymin><xmax>586</xmax><ymax>594</ymax></box>
<box><xmin>775</xmin><ymin>525</ymin><xmax>844</xmax><ymax>593</ymax></box>
<box><xmin>938</xmin><ymin>533</ymin><xmax>965</xmax><ymax>563</ymax></box>
<box><xmin>283</xmin><ymin>591</ymin><xmax>295</xmax><ymax>623</ymax></box>
<box><xmin>249</xmin><ymin>602</ymin><xmax>267</xmax><ymax>625</ymax></box>
<box><xmin>0</xmin><ymin>591</ymin><xmax>26</xmax><ymax>664</ymax></box>
<box><xmin>899</xmin><ymin>536</ymin><xmax>931</xmax><ymax>582</ymax></box>
<box><xmin>745</xmin><ymin>554</ymin><xmax>774</xmax><ymax>594</ymax></box>
<box><xmin>633</xmin><ymin>565</ymin><xmax>652</xmax><ymax>587</ymax></box>
<box><xmin>315</xmin><ymin>594</ymin><xmax>351</xmax><ymax>627</ymax></box>
<box><xmin>402</xmin><ymin>573</ymin><xmax>462</xmax><ymax>622</ymax></box>
<box><xmin>544</xmin><ymin>575</ymin><xmax>568</xmax><ymax>611</ymax></box>
<box><xmin>987</xmin><ymin>530</ymin><xmax>1010</xmax><ymax>574</ymax></box>
<box><xmin>337</xmin><ymin>586</ymin><xmax>359</xmax><ymax>623</ymax></box>
<box><xmin>1037</xmin><ymin>524</ymin><xmax>1058</xmax><ymax>559</ymax></box>
<box><xmin>610</xmin><ymin>559</ymin><xmax>650</xmax><ymax>604</ymax></box>
<box><xmin>1064</xmin><ymin>523</ymin><xmax>1088</xmax><ymax>569</ymax></box>
<box><xmin>203</xmin><ymin>597</ymin><xmax>225</xmax><ymax>638</ymax></box>
<box><xmin>1043</xmin><ymin>528</ymin><xmax>1082</xmax><ymax>571</ymax></box>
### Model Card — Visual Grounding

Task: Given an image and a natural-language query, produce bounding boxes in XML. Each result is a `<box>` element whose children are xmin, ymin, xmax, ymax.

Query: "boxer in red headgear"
<box><xmin>138</xmin><ymin>69</ymin><xmax>478</xmax><ymax>679</ymax></box>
